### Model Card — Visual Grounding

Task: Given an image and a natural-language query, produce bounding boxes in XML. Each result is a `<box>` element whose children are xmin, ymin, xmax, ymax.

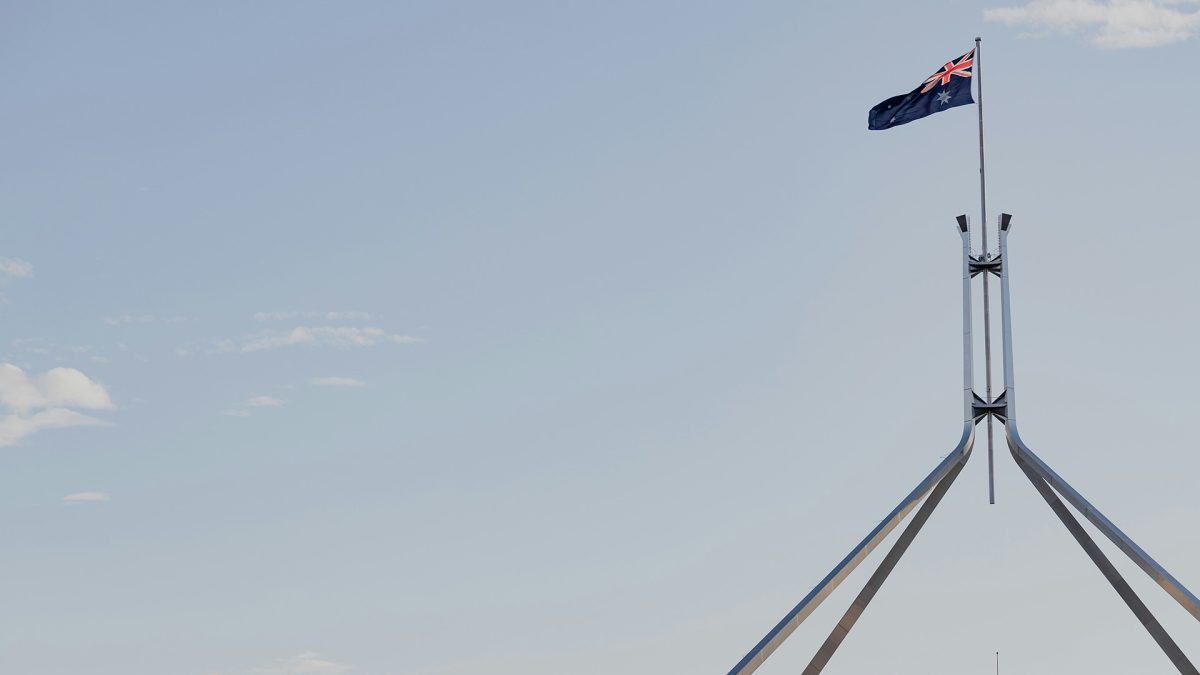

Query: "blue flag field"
<box><xmin>869</xmin><ymin>49</ymin><xmax>975</xmax><ymax>130</ymax></box>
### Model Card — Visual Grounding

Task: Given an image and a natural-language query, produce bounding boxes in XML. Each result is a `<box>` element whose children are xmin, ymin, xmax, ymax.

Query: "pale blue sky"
<box><xmin>2</xmin><ymin>2</ymin><xmax>1199</xmax><ymax>674</ymax></box>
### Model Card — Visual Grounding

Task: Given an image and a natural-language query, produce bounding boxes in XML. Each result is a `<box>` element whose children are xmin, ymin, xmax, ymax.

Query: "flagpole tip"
<box><xmin>976</xmin><ymin>36</ymin><xmax>982</xmax><ymax>42</ymax></box>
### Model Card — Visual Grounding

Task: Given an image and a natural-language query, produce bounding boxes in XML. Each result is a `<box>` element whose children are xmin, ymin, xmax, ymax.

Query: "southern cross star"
<box><xmin>935</xmin><ymin>90</ymin><xmax>952</xmax><ymax>105</ymax></box>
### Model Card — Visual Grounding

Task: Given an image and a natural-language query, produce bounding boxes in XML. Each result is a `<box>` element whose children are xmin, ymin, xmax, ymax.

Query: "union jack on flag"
<box><xmin>920</xmin><ymin>49</ymin><xmax>974</xmax><ymax>94</ymax></box>
<box><xmin>869</xmin><ymin>47</ymin><xmax>975</xmax><ymax>130</ymax></box>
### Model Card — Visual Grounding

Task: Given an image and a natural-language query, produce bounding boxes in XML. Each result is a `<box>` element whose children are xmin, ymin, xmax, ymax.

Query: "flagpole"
<box><xmin>975</xmin><ymin>36</ymin><xmax>996</xmax><ymax>505</ymax></box>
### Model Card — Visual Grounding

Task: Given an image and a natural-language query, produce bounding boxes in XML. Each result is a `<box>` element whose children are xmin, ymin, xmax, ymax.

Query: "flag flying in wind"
<box><xmin>868</xmin><ymin>48</ymin><xmax>975</xmax><ymax>130</ymax></box>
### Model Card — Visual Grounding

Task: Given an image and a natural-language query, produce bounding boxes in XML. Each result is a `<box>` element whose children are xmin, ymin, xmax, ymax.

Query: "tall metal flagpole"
<box><xmin>975</xmin><ymin>36</ymin><xmax>996</xmax><ymax>504</ymax></box>
<box><xmin>722</xmin><ymin>41</ymin><xmax>1200</xmax><ymax>675</ymax></box>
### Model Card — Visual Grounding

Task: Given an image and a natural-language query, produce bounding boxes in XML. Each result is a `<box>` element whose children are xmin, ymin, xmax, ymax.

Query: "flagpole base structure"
<box><xmin>1009</xmin><ymin>437</ymin><xmax>1198</xmax><ymax>674</ymax></box>
<box><xmin>724</xmin><ymin>213</ymin><xmax>1199</xmax><ymax>675</ymax></box>
<box><xmin>997</xmin><ymin>216</ymin><xmax>1199</xmax><ymax>674</ymax></box>
<box><xmin>726</xmin><ymin>426</ymin><xmax>974</xmax><ymax>675</ymax></box>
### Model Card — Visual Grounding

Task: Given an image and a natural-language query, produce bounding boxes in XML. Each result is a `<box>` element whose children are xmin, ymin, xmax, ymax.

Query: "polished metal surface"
<box><xmin>959</xmin><ymin>215</ymin><xmax>975</xmax><ymax>422</ymax></box>
<box><xmin>998</xmin><ymin>216</ymin><xmax>1200</xmax><ymax>623</ymax></box>
<box><xmin>997</xmin><ymin>213</ymin><xmax>1017</xmax><ymax>423</ymax></box>
<box><xmin>1012</xmin><ymin>450</ymin><xmax>1198</xmax><ymax>674</ymax></box>
<box><xmin>974</xmin><ymin>38</ymin><xmax>996</xmax><ymax>505</ymax></box>
<box><xmin>726</xmin><ymin>208</ymin><xmax>1198</xmax><ymax>673</ymax></box>
<box><xmin>725</xmin><ymin>425</ymin><xmax>974</xmax><ymax>675</ymax></box>
<box><xmin>801</xmin><ymin>455</ymin><xmax>969</xmax><ymax>674</ymax></box>
<box><xmin>1009</xmin><ymin>431</ymin><xmax>1200</xmax><ymax>622</ymax></box>
<box><xmin>724</xmin><ymin>221</ymin><xmax>980</xmax><ymax>675</ymax></box>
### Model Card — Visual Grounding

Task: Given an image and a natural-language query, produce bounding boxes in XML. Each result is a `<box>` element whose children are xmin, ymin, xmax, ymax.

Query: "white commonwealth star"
<box><xmin>935</xmin><ymin>90</ymin><xmax>952</xmax><ymax>105</ymax></box>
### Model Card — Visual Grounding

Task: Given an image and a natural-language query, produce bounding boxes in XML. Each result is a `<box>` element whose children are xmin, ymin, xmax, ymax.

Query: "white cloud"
<box><xmin>985</xmin><ymin>0</ymin><xmax>1200</xmax><ymax>47</ymax></box>
<box><xmin>0</xmin><ymin>257</ymin><xmax>33</xmax><ymax>279</ymax></box>
<box><xmin>0</xmin><ymin>408</ymin><xmax>110</xmax><ymax>446</ymax></box>
<box><xmin>63</xmin><ymin>491</ymin><xmax>110</xmax><ymax>504</ymax></box>
<box><xmin>0</xmin><ymin>364</ymin><xmax>115</xmax><ymax>415</ymax></box>
<box><xmin>10</xmin><ymin>338</ymin><xmax>97</xmax><ymax>361</ymax></box>
<box><xmin>262</xmin><ymin>652</ymin><xmax>351</xmax><ymax>675</ymax></box>
<box><xmin>212</xmin><ymin>651</ymin><xmax>352</xmax><ymax>675</ymax></box>
<box><xmin>254</xmin><ymin>311</ymin><xmax>373</xmax><ymax>322</ymax></box>
<box><xmin>213</xmin><ymin>326</ymin><xmax>422</xmax><ymax>353</ymax></box>
<box><xmin>309</xmin><ymin>377</ymin><xmax>366</xmax><ymax>387</ymax></box>
<box><xmin>103</xmin><ymin>314</ymin><xmax>154</xmax><ymax>325</ymax></box>
<box><xmin>0</xmin><ymin>364</ymin><xmax>113</xmax><ymax>445</ymax></box>
<box><xmin>224</xmin><ymin>395</ymin><xmax>284</xmax><ymax>417</ymax></box>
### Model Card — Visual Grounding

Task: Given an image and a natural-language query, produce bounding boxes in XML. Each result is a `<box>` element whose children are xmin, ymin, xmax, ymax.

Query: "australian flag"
<box><xmin>869</xmin><ymin>49</ymin><xmax>975</xmax><ymax>130</ymax></box>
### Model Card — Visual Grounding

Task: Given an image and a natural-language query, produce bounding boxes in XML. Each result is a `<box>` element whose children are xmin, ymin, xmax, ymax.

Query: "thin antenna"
<box><xmin>996</xmin><ymin>651</ymin><xmax>1000</xmax><ymax>675</ymax></box>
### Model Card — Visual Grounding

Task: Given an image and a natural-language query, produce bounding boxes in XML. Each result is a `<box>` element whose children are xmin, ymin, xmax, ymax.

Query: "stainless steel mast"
<box><xmin>724</xmin><ymin>213</ymin><xmax>1200</xmax><ymax>674</ymax></box>
<box><xmin>725</xmin><ymin>217</ymin><xmax>978</xmax><ymax>675</ymax></box>
<box><xmin>975</xmin><ymin>36</ymin><xmax>997</xmax><ymax>505</ymax></box>
<box><xmin>998</xmin><ymin>214</ymin><xmax>1200</xmax><ymax>673</ymax></box>
<box><xmin>723</xmin><ymin>41</ymin><xmax>1198</xmax><ymax>675</ymax></box>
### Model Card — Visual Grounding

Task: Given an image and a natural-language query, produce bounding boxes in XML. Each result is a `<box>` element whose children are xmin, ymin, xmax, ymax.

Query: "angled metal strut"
<box><xmin>996</xmin><ymin>214</ymin><xmax>1199</xmax><ymax>673</ymax></box>
<box><xmin>1012</xmin><ymin>452</ymin><xmax>1197</xmax><ymax>673</ymax></box>
<box><xmin>800</xmin><ymin>454</ymin><xmax>968</xmax><ymax>675</ymax></box>
<box><xmin>726</xmin><ymin>212</ymin><xmax>1199</xmax><ymax>674</ymax></box>
<box><xmin>726</xmin><ymin>218</ymin><xmax>979</xmax><ymax>675</ymax></box>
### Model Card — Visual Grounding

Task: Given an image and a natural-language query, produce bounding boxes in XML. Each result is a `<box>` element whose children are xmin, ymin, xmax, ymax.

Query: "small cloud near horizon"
<box><xmin>254</xmin><ymin>311</ymin><xmax>373</xmax><ymax>322</ymax></box>
<box><xmin>208</xmin><ymin>650</ymin><xmax>351</xmax><ymax>675</ymax></box>
<box><xmin>103</xmin><ymin>314</ymin><xmax>153</xmax><ymax>326</ymax></box>
<box><xmin>224</xmin><ymin>395</ymin><xmax>284</xmax><ymax>417</ymax></box>
<box><xmin>211</xmin><ymin>326</ymin><xmax>421</xmax><ymax>354</ymax></box>
<box><xmin>0</xmin><ymin>257</ymin><xmax>33</xmax><ymax>279</ymax></box>
<box><xmin>309</xmin><ymin>377</ymin><xmax>366</xmax><ymax>387</ymax></box>
<box><xmin>63</xmin><ymin>491</ymin><xmax>110</xmax><ymax>504</ymax></box>
<box><xmin>0</xmin><ymin>257</ymin><xmax>33</xmax><ymax>302</ymax></box>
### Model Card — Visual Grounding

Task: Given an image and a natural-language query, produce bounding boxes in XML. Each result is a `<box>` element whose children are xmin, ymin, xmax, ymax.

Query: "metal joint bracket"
<box><xmin>969</xmin><ymin>254</ymin><xmax>1002</xmax><ymax>277</ymax></box>
<box><xmin>972</xmin><ymin>391</ymin><xmax>1007</xmax><ymax>423</ymax></box>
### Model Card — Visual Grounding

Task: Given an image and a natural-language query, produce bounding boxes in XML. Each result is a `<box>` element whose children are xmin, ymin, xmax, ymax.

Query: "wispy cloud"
<box><xmin>223</xmin><ymin>395</ymin><xmax>285</xmax><ymax>417</ymax></box>
<box><xmin>309</xmin><ymin>377</ymin><xmax>365</xmax><ymax>387</ymax></box>
<box><xmin>212</xmin><ymin>326</ymin><xmax>422</xmax><ymax>354</ymax></box>
<box><xmin>103</xmin><ymin>314</ymin><xmax>154</xmax><ymax>326</ymax></box>
<box><xmin>0</xmin><ymin>257</ymin><xmax>33</xmax><ymax>279</ymax></box>
<box><xmin>0</xmin><ymin>257</ymin><xmax>33</xmax><ymax>302</ymax></box>
<box><xmin>0</xmin><ymin>408</ymin><xmax>111</xmax><ymax>446</ymax></box>
<box><xmin>63</xmin><ymin>491</ymin><xmax>110</xmax><ymax>504</ymax></box>
<box><xmin>0</xmin><ymin>363</ymin><xmax>114</xmax><ymax>446</ymax></box>
<box><xmin>210</xmin><ymin>651</ymin><xmax>352</xmax><ymax>675</ymax></box>
<box><xmin>985</xmin><ymin>0</ymin><xmax>1200</xmax><ymax>48</ymax></box>
<box><xmin>10</xmin><ymin>338</ymin><xmax>96</xmax><ymax>361</ymax></box>
<box><xmin>104</xmin><ymin>314</ymin><xmax>194</xmax><ymax>326</ymax></box>
<box><xmin>254</xmin><ymin>311</ymin><xmax>373</xmax><ymax>322</ymax></box>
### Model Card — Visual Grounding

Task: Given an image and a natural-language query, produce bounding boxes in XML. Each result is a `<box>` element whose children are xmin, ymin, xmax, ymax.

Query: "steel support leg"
<box><xmin>998</xmin><ymin>214</ymin><xmax>1199</xmax><ymax>658</ymax></box>
<box><xmin>1008</xmin><ymin>426</ymin><xmax>1200</xmax><ymax>623</ymax></box>
<box><xmin>726</xmin><ymin>424</ymin><xmax>975</xmax><ymax>675</ymax></box>
<box><xmin>1012</xmin><ymin>449</ymin><xmax>1198</xmax><ymax>674</ymax></box>
<box><xmin>801</xmin><ymin>455</ymin><xmax>968</xmax><ymax>674</ymax></box>
<box><xmin>726</xmin><ymin>217</ymin><xmax>979</xmax><ymax>675</ymax></box>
